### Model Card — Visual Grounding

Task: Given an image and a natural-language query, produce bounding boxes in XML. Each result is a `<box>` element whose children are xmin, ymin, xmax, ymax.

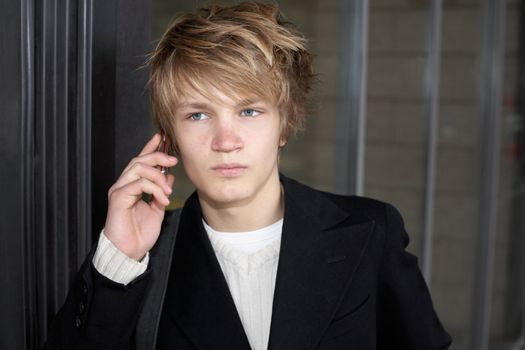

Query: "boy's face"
<box><xmin>172</xmin><ymin>87</ymin><xmax>285</xmax><ymax>207</ymax></box>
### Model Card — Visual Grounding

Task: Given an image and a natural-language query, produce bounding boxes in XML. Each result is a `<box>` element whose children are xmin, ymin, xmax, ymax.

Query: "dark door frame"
<box><xmin>0</xmin><ymin>0</ymin><xmax>151</xmax><ymax>348</ymax></box>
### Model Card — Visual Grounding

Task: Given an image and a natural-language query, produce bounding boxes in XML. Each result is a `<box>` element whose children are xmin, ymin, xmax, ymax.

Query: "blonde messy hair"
<box><xmin>148</xmin><ymin>1</ymin><xmax>314</xmax><ymax>151</ymax></box>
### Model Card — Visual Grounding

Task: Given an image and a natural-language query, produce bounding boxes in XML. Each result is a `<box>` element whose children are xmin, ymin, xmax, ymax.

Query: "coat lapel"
<box><xmin>267</xmin><ymin>176</ymin><xmax>376</xmax><ymax>350</ymax></box>
<box><xmin>162</xmin><ymin>193</ymin><xmax>251</xmax><ymax>349</ymax></box>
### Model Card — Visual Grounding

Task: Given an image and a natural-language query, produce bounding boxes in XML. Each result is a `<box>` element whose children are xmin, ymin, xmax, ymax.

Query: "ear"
<box><xmin>161</xmin><ymin>126</ymin><xmax>178</xmax><ymax>156</ymax></box>
<box><xmin>165</xmin><ymin>132</ymin><xmax>180</xmax><ymax>157</ymax></box>
<box><xmin>279</xmin><ymin>136</ymin><xmax>287</xmax><ymax>148</ymax></box>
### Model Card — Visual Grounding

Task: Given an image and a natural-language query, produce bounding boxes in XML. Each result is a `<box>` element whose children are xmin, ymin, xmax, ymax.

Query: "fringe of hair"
<box><xmin>147</xmin><ymin>1</ymin><xmax>315</xmax><ymax>152</ymax></box>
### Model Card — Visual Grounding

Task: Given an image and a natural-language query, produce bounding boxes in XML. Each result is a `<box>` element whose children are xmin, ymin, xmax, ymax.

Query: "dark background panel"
<box><xmin>92</xmin><ymin>0</ymin><xmax>152</xmax><ymax>240</ymax></box>
<box><xmin>0</xmin><ymin>1</ymin><xmax>26</xmax><ymax>349</ymax></box>
<box><xmin>0</xmin><ymin>0</ymin><xmax>152</xmax><ymax>348</ymax></box>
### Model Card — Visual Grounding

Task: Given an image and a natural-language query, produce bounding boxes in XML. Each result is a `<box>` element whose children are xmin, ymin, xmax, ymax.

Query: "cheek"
<box><xmin>178</xmin><ymin>139</ymin><xmax>214</xmax><ymax>182</ymax></box>
<box><xmin>175</xmin><ymin>127</ymin><xmax>208</xmax><ymax>156</ymax></box>
<box><xmin>251</xmin><ymin>122</ymin><xmax>281</xmax><ymax>148</ymax></box>
<box><xmin>198</xmin><ymin>132</ymin><xmax>209</xmax><ymax>146</ymax></box>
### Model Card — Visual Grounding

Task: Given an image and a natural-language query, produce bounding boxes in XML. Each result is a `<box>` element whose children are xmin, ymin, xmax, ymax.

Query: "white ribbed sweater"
<box><xmin>203</xmin><ymin>220</ymin><xmax>282</xmax><ymax>350</ymax></box>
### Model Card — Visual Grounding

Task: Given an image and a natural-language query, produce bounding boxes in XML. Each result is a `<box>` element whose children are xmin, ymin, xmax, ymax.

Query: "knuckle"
<box><xmin>128</xmin><ymin>157</ymin><xmax>138</xmax><ymax>167</ymax></box>
<box><xmin>132</xmin><ymin>162</ymin><xmax>144</xmax><ymax>171</ymax></box>
<box><xmin>107</xmin><ymin>188</ymin><xmax>119</xmax><ymax>202</ymax></box>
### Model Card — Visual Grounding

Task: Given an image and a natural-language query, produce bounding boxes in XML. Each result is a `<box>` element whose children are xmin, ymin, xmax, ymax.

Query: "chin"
<box><xmin>197</xmin><ymin>180</ymin><xmax>253</xmax><ymax>207</ymax></box>
<box><xmin>212</xmin><ymin>187</ymin><xmax>251</xmax><ymax>205</ymax></box>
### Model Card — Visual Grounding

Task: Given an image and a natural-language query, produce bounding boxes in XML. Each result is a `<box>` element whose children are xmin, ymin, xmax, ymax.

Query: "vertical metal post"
<box><xmin>335</xmin><ymin>0</ymin><xmax>369</xmax><ymax>196</ymax></box>
<box><xmin>510</xmin><ymin>2</ymin><xmax>525</xmax><ymax>349</ymax></box>
<box><xmin>420</xmin><ymin>0</ymin><xmax>443</xmax><ymax>286</ymax></box>
<box><xmin>470</xmin><ymin>0</ymin><xmax>505</xmax><ymax>349</ymax></box>
<box><xmin>21</xmin><ymin>0</ymin><xmax>36</xmax><ymax>348</ymax></box>
<box><xmin>77</xmin><ymin>0</ymin><xmax>93</xmax><ymax>264</ymax></box>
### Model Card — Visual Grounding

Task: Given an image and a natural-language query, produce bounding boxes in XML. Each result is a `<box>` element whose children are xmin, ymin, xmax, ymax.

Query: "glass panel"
<box><xmin>431</xmin><ymin>2</ymin><xmax>483</xmax><ymax>348</ymax></box>
<box><xmin>365</xmin><ymin>1</ymin><xmax>430</xmax><ymax>259</ymax></box>
<box><xmin>490</xmin><ymin>0</ymin><xmax>524</xmax><ymax>348</ymax></box>
<box><xmin>365</xmin><ymin>1</ymin><xmax>524</xmax><ymax>348</ymax></box>
<box><xmin>432</xmin><ymin>1</ymin><xmax>523</xmax><ymax>348</ymax></box>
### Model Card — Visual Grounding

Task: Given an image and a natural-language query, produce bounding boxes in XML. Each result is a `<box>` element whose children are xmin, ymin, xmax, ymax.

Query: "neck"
<box><xmin>198</xmin><ymin>173</ymin><xmax>284</xmax><ymax>232</ymax></box>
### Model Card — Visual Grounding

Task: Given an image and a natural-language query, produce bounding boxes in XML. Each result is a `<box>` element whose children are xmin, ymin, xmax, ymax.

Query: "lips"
<box><xmin>212</xmin><ymin>163</ymin><xmax>247</xmax><ymax>177</ymax></box>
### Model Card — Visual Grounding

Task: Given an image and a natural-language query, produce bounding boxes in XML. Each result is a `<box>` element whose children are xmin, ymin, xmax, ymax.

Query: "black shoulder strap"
<box><xmin>135</xmin><ymin>208</ymin><xmax>182</xmax><ymax>350</ymax></box>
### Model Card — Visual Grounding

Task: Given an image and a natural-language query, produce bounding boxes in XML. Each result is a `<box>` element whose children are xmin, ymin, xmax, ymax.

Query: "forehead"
<box><xmin>175</xmin><ymin>83</ymin><xmax>275</xmax><ymax>111</ymax></box>
<box><xmin>166</xmin><ymin>62</ymin><xmax>278</xmax><ymax>109</ymax></box>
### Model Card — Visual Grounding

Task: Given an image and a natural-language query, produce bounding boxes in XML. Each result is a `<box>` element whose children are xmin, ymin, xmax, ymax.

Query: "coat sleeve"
<box><xmin>43</xmin><ymin>246</ymin><xmax>152</xmax><ymax>350</ymax></box>
<box><xmin>377</xmin><ymin>203</ymin><xmax>452</xmax><ymax>349</ymax></box>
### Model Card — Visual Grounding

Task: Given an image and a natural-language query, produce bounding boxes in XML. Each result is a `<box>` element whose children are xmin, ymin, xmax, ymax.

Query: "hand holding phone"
<box><xmin>102</xmin><ymin>132</ymin><xmax>178</xmax><ymax>261</ymax></box>
<box><xmin>144</xmin><ymin>131</ymin><xmax>170</xmax><ymax>204</ymax></box>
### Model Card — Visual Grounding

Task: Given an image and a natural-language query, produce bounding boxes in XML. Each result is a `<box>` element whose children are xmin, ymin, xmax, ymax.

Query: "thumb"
<box><xmin>166</xmin><ymin>173</ymin><xmax>175</xmax><ymax>190</ymax></box>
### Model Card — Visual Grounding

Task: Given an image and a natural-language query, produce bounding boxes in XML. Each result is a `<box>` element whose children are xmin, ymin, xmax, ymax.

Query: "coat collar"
<box><xmin>162</xmin><ymin>174</ymin><xmax>376</xmax><ymax>349</ymax></box>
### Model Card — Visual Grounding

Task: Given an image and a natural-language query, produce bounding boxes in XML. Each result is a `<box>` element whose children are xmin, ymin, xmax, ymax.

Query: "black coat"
<box><xmin>45</xmin><ymin>175</ymin><xmax>452</xmax><ymax>350</ymax></box>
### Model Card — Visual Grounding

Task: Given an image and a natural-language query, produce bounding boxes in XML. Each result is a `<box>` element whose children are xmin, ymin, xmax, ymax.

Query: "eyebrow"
<box><xmin>177</xmin><ymin>102</ymin><xmax>211</xmax><ymax>110</ymax></box>
<box><xmin>177</xmin><ymin>98</ymin><xmax>262</xmax><ymax>111</ymax></box>
<box><xmin>237</xmin><ymin>98</ymin><xmax>259</xmax><ymax>107</ymax></box>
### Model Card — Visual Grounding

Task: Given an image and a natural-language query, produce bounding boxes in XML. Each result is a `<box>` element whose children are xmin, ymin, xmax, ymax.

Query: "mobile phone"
<box><xmin>157</xmin><ymin>130</ymin><xmax>170</xmax><ymax>177</ymax></box>
<box><xmin>144</xmin><ymin>130</ymin><xmax>170</xmax><ymax>204</ymax></box>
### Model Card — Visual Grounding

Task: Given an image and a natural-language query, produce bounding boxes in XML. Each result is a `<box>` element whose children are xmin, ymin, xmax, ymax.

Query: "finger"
<box><xmin>121</xmin><ymin>153</ymin><xmax>178</xmax><ymax>178</ymax></box>
<box><xmin>138</xmin><ymin>133</ymin><xmax>162</xmax><ymax>157</ymax></box>
<box><xmin>149</xmin><ymin>173</ymin><xmax>176</xmax><ymax>212</ymax></box>
<box><xmin>166</xmin><ymin>173</ymin><xmax>175</xmax><ymax>190</ymax></box>
<box><xmin>151</xmin><ymin>173</ymin><xmax>175</xmax><ymax>211</ymax></box>
<box><xmin>110</xmin><ymin>178</ymin><xmax>170</xmax><ymax>209</ymax></box>
<box><xmin>112</xmin><ymin>162</ymin><xmax>173</xmax><ymax>196</ymax></box>
<box><xmin>150</xmin><ymin>190</ymin><xmax>170</xmax><ymax>212</ymax></box>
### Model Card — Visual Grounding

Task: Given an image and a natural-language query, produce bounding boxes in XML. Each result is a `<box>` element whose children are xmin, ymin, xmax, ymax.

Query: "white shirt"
<box><xmin>203</xmin><ymin>219</ymin><xmax>282</xmax><ymax>350</ymax></box>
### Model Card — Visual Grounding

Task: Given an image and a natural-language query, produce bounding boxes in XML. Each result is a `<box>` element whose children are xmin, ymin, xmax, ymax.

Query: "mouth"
<box><xmin>212</xmin><ymin>163</ymin><xmax>248</xmax><ymax>177</ymax></box>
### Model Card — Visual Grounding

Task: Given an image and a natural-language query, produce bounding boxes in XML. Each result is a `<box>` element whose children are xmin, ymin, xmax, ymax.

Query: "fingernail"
<box><xmin>167</xmin><ymin>156</ymin><xmax>177</xmax><ymax>162</ymax></box>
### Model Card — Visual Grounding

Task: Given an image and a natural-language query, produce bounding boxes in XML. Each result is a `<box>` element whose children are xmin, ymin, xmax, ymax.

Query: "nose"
<box><xmin>211</xmin><ymin>120</ymin><xmax>243</xmax><ymax>152</ymax></box>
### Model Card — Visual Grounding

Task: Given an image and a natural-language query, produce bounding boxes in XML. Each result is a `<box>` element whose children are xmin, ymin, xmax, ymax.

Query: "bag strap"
<box><xmin>135</xmin><ymin>208</ymin><xmax>182</xmax><ymax>350</ymax></box>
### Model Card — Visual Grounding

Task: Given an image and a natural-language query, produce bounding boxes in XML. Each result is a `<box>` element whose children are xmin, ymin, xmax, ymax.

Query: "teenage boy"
<box><xmin>45</xmin><ymin>2</ymin><xmax>452</xmax><ymax>349</ymax></box>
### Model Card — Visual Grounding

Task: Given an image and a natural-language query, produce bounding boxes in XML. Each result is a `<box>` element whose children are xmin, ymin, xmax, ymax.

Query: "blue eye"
<box><xmin>241</xmin><ymin>109</ymin><xmax>260</xmax><ymax>117</ymax></box>
<box><xmin>190</xmin><ymin>112</ymin><xmax>209</xmax><ymax>121</ymax></box>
